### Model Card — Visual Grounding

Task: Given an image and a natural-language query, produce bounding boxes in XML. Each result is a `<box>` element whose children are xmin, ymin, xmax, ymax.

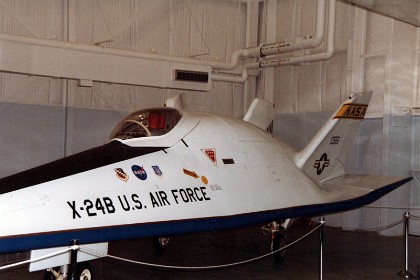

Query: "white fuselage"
<box><xmin>0</xmin><ymin>111</ymin><xmax>329</xmax><ymax>253</ymax></box>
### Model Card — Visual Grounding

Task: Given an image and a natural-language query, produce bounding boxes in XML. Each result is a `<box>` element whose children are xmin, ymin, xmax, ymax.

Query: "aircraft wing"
<box><xmin>318</xmin><ymin>174</ymin><xmax>412</xmax><ymax>212</ymax></box>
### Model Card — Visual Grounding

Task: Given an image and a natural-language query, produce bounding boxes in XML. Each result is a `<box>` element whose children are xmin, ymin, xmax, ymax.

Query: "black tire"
<box><xmin>43</xmin><ymin>270</ymin><xmax>55</xmax><ymax>280</ymax></box>
<box><xmin>76</xmin><ymin>262</ymin><xmax>93</xmax><ymax>280</ymax></box>
<box><xmin>271</xmin><ymin>234</ymin><xmax>287</xmax><ymax>263</ymax></box>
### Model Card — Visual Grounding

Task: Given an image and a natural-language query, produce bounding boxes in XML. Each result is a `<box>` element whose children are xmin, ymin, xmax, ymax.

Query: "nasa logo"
<box><xmin>131</xmin><ymin>165</ymin><xmax>147</xmax><ymax>181</ymax></box>
<box><xmin>152</xmin><ymin>165</ymin><xmax>163</xmax><ymax>176</ymax></box>
<box><xmin>334</xmin><ymin>104</ymin><xmax>368</xmax><ymax>119</ymax></box>
<box><xmin>114</xmin><ymin>168</ymin><xmax>129</xmax><ymax>182</ymax></box>
<box><xmin>314</xmin><ymin>153</ymin><xmax>330</xmax><ymax>175</ymax></box>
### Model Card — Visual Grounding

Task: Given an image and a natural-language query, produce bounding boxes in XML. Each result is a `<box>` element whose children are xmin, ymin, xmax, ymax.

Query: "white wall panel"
<box><xmin>385</xmin><ymin>20</ymin><xmax>417</xmax><ymax>113</ymax></box>
<box><xmin>0</xmin><ymin>0</ymin><xmax>64</xmax><ymax>38</ymax></box>
<box><xmin>334</xmin><ymin>1</ymin><xmax>351</xmax><ymax>52</ymax></box>
<box><xmin>276</xmin><ymin>0</ymin><xmax>350</xmax><ymax>53</ymax></box>
<box><xmin>365</xmin><ymin>12</ymin><xmax>387</xmax><ymax>56</ymax></box>
<box><xmin>273</xmin><ymin>0</ymin><xmax>350</xmax><ymax>113</ymax></box>
<box><xmin>273</xmin><ymin>1</ymin><xmax>416</xmax><ymax>114</ymax></box>
<box><xmin>0</xmin><ymin>74</ymin><xmax>62</xmax><ymax>106</ymax></box>
<box><xmin>298</xmin><ymin>0</ymin><xmax>317</xmax><ymax>48</ymax></box>
<box><xmin>273</xmin><ymin>65</ymin><xmax>297</xmax><ymax>113</ymax></box>
<box><xmin>68</xmin><ymin>81</ymin><xmax>167</xmax><ymax>112</ymax></box>
<box><xmin>324</xmin><ymin>51</ymin><xmax>347</xmax><ymax>111</ymax></box>
<box><xmin>417</xmin><ymin>31</ymin><xmax>420</xmax><ymax>106</ymax></box>
<box><xmin>0</xmin><ymin>0</ymin><xmax>246</xmax><ymax>117</ymax></box>
<box><xmin>130</xmin><ymin>1</ymin><xmax>171</xmax><ymax>53</ymax></box>
<box><xmin>92</xmin><ymin>0</ymin><xmax>134</xmax><ymax>47</ymax></box>
<box><xmin>74</xmin><ymin>1</ymin><xmax>94</xmax><ymax>44</ymax></box>
<box><xmin>276</xmin><ymin>0</ymin><xmax>298</xmax><ymax>39</ymax></box>
<box><xmin>78</xmin><ymin>0</ymin><xmax>247</xmax><ymax>62</ymax></box>
<box><xmin>364</xmin><ymin>56</ymin><xmax>385</xmax><ymax>117</ymax></box>
<box><xmin>169</xmin><ymin>0</ymin><xmax>245</xmax><ymax>61</ymax></box>
<box><xmin>274</xmin><ymin>52</ymin><xmax>347</xmax><ymax>113</ymax></box>
<box><xmin>296</xmin><ymin>62</ymin><xmax>322</xmax><ymax>112</ymax></box>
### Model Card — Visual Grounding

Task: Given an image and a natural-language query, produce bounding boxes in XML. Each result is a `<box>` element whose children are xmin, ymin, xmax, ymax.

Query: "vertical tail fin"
<box><xmin>243</xmin><ymin>98</ymin><xmax>275</xmax><ymax>132</ymax></box>
<box><xmin>165</xmin><ymin>94</ymin><xmax>184</xmax><ymax>111</ymax></box>
<box><xmin>293</xmin><ymin>92</ymin><xmax>372</xmax><ymax>183</ymax></box>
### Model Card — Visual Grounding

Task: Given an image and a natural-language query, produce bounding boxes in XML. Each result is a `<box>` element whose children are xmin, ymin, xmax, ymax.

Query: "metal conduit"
<box><xmin>257</xmin><ymin>0</ymin><xmax>336</xmax><ymax>68</ymax></box>
<box><xmin>0</xmin><ymin>0</ymin><xmax>327</xmax><ymax>76</ymax></box>
<box><xmin>213</xmin><ymin>0</ymin><xmax>335</xmax><ymax>82</ymax></box>
<box><xmin>260</xmin><ymin>0</ymin><xmax>326</xmax><ymax>56</ymax></box>
<box><xmin>0</xmin><ymin>0</ymin><xmax>330</xmax><ymax>84</ymax></box>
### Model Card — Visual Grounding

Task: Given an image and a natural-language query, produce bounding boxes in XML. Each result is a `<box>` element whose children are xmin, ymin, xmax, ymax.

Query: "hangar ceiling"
<box><xmin>344</xmin><ymin>0</ymin><xmax>420</xmax><ymax>27</ymax></box>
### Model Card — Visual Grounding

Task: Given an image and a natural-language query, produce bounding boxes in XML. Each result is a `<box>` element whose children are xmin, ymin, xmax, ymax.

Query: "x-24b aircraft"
<box><xmin>0</xmin><ymin>92</ymin><xmax>412</xmax><ymax>278</ymax></box>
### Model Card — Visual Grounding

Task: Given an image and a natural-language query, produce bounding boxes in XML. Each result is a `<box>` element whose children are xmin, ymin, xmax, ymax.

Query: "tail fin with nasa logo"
<box><xmin>293</xmin><ymin>92</ymin><xmax>371</xmax><ymax>183</ymax></box>
<box><xmin>292</xmin><ymin>92</ymin><xmax>411</xmax><ymax>213</ymax></box>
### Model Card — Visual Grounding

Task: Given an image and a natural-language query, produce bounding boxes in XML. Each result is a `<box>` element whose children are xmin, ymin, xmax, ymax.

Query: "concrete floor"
<box><xmin>1</xmin><ymin>222</ymin><xmax>420</xmax><ymax>279</ymax></box>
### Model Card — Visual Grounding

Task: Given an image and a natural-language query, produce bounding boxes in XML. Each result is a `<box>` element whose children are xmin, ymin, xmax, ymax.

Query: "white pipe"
<box><xmin>259</xmin><ymin>0</ymin><xmax>326</xmax><ymax>56</ymax></box>
<box><xmin>0</xmin><ymin>31</ymin><xmax>261</xmax><ymax>71</ymax></box>
<box><xmin>0</xmin><ymin>0</ymin><xmax>330</xmax><ymax>84</ymax></box>
<box><xmin>211</xmin><ymin>0</ymin><xmax>326</xmax><ymax>70</ymax></box>
<box><xmin>0</xmin><ymin>0</ymin><xmax>326</xmax><ymax>73</ymax></box>
<box><xmin>213</xmin><ymin>0</ymin><xmax>334</xmax><ymax>82</ymax></box>
<box><xmin>212</xmin><ymin>0</ymin><xmax>326</xmax><ymax>71</ymax></box>
<box><xmin>257</xmin><ymin>0</ymin><xmax>335</xmax><ymax>68</ymax></box>
<box><xmin>212</xmin><ymin>68</ymin><xmax>249</xmax><ymax>83</ymax></box>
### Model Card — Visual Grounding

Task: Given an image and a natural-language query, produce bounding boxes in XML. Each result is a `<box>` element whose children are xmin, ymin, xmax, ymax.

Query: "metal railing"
<box><xmin>1</xmin><ymin>212</ymin><xmax>418</xmax><ymax>279</ymax></box>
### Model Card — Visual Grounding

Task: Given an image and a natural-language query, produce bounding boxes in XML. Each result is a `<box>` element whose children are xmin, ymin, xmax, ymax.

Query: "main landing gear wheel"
<box><xmin>271</xmin><ymin>233</ymin><xmax>287</xmax><ymax>263</ymax></box>
<box><xmin>153</xmin><ymin>237</ymin><xmax>170</xmax><ymax>249</ymax></box>
<box><xmin>262</xmin><ymin>221</ymin><xmax>287</xmax><ymax>264</ymax></box>
<box><xmin>77</xmin><ymin>262</ymin><xmax>93</xmax><ymax>280</ymax></box>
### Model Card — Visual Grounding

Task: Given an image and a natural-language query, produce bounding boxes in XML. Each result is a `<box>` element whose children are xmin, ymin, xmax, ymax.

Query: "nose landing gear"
<box><xmin>153</xmin><ymin>236</ymin><xmax>170</xmax><ymax>249</ymax></box>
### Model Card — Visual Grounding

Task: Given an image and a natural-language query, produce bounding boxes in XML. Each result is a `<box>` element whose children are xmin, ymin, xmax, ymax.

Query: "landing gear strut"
<box><xmin>262</xmin><ymin>221</ymin><xmax>287</xmax><ymax>263</ymax></box>
<box><xmin>43</xmin><ymin>262</ymin><xmax>93</xmax><ymax>280</ymax></box>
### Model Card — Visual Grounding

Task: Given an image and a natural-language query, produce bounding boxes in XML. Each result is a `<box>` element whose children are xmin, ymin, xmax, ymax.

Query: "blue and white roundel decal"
<box><xmin>131</xmin><ymin>165</ymin><xmax>147</xmax><ymax>180</ymax></box>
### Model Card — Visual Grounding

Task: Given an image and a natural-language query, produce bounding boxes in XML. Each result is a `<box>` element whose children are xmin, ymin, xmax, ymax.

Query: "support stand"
<box><xmin>68</xmin><ymin>240</ymin><xmax>79</xmax><ymax>280</ymax></box>
<box><xmin>319</xmin><ymin>217</ymin><xmax>325</xmax><ymax>280</ymax></box>
<box><xmin>397</xmin><ymin>212</ymin><xmax>415</xmax><ymax>279</ymax></box>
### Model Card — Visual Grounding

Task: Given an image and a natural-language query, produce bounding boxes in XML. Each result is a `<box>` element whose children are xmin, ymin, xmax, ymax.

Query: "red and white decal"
<box><xmin>201</xmin><ymin>148</ymin><xmax>217</xmax><ymax>166</ymax></box>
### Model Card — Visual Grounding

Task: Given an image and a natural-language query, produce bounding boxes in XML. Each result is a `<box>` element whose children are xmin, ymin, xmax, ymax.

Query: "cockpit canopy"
<box><xmin>110</xmin><ymin>108</ymin><xmax>182</xmax><ymax>140</ymax></box>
